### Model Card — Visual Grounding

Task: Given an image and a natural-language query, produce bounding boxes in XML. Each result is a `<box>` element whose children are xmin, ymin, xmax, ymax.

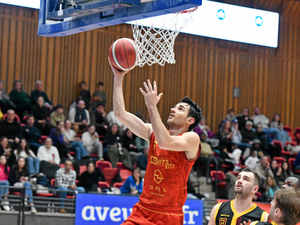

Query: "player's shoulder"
<box><xmin>182</xmin><ymin>131</ymin><xmax>200</xmax><ymax>141</ymax></box>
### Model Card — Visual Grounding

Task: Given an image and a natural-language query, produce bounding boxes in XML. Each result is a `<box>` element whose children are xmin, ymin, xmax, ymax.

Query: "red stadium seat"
<box><xmin>3</xmin><ymin>113</ymin><xmax>20</xmax><ymax>122</ymax></box>
<box><xmin>103</xmin><ymin>168</ymin><xmax>118</xmax><ymax>185</ymax></box>
<box><xmin>79</xmin><ymin>165</ymin><xmax>87</xmax><ymax>175</ymax></box>
<box><xmin>283</xmin><ymin>125</ymin><xmax>296</xmax><ymax>141</ymax></box>
<box><xmin>210</xmin><ymin>170</ymin><xmax>226</xmax><ymax>188</ymax></box>
<box><xmin>289</xmin><ymin>158</ymin><xmax>300</xmax><ymax>175</ymax></box>
<box><xmin>273</xmin><ymin>140</ymin><xmax>290</xmax><ymax>157</ymax></box>
<box><xmin>228</xmin><ymin>171</ymin><xmax>239</xmax><ymax>176</ymax></box>
<box><xmin>98</xmin><ymin>181</ymin><xmax>110</xmax><ymax>189</ymax></box>
<box><xmin>285</xmin><ymin>141</ymin><xmax>297</xmax><ymax>147</ymax></box>
<box><xmin>120</xmin><ymin>169</ymin><xmax>132</xmax><ymax>181</ymax></box>
<box><xmin>96</xmin><ymin>160</ymin><xmax>112</xmax><ymax>170</ymax></box>
<box><xmin>113</xmin><ymin>182</ymin><xmax>124</xmax><ymax>189</ymax></box>
<box><xmin>117</xmin><ymin>162</ymin><xmax>127</xmax><ymax>170</ymax></box>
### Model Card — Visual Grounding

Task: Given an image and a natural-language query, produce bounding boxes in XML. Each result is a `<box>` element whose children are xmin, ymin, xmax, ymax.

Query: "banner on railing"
<box><xmin>75</xmin><ymin>193</ymin><xmax>203</xmax><ymax>225</ymax></box>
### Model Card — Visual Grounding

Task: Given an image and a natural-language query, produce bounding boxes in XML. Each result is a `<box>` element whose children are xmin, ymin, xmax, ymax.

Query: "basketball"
<box><xmin>109</xmin><ymin>38</ymin><xmax>139</xmax><ymax>71</ymax></box>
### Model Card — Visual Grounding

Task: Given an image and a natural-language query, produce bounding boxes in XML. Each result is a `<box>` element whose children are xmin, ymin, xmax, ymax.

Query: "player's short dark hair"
<box><xmin>241</xmin><ymin>167</ymin><xmax>261</xmax><ymax>188</ymax></box>
<box><xmin>98</xmin><ymin>82</ymin><xmax>104</xmax><ymax>86</ymax></box>
<box><xmin>180</xmin><ymin>97</ymin><xmax>202</xmax><ymax>131</ymax></box>
<box><xmin>274</xmin><ymin>189</ymin><xmax>300</xmax><ymax>225</ymax></box>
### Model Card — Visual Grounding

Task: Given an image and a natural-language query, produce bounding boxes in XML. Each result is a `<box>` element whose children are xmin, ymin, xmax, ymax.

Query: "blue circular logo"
<box><xmin>255</xmin><ymin>16</ymin><xmax>263</xmax><ymax>26</ymax></box>
<box><xmin>217</xmin><ymin>9</ymin><xmax>225</xmax><ymax>20</ymax></box>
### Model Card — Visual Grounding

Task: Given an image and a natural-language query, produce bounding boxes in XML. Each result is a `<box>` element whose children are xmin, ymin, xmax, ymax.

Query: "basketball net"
<box><xmin>131</xmin><ymin>7</ymin><xmax>198</xmax><ymax>67</ymax></box>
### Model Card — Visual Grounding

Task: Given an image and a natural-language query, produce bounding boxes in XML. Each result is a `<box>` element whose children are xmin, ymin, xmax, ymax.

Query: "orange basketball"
<box><xmin>109</xmin><ymin>38</ymin><xmax>139</xmax><ymax>71</ymax></box>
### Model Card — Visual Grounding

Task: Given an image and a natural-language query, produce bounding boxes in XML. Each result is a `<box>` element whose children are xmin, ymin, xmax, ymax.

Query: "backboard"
<box><xmin>37</xmin><ymin>0</ymin><xmax>202</xmax><ymax>37</ymax></box>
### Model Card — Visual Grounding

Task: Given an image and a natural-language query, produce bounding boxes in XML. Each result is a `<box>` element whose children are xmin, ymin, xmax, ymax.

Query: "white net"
<box><xmin>131</xmin><ymin>8</ymin><xmax>197</xmax><ymax>67</ymax></box>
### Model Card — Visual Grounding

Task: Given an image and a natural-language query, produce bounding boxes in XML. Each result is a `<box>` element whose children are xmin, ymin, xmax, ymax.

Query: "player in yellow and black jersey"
<box><xmin>208</xmin><ymin>168</ymin><xmax>268</xmax><ymax>225</ymax></box>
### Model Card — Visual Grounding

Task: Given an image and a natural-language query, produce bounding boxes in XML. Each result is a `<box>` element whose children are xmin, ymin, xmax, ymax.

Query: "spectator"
<box><xmin>254</xmin><ymin>156</ymin><xmax>274</xmax><ymax>185</ymax></box>
<box><xmin>55</xmin><ymin>159</ymin><xmax>85</xmax><ymax>213</ymax></box>
<box><xmin>244</xmin><ymin>151</ymin><xmax>260</xmax><ymax>170</ymax></box>
<box><xmin>195</xmin><ymin>133</ymin><xmax>223</xmax><ymax>176</ymax></box>
<box><xmin>14</xmin><ymin>139</ymin><xmax>39</xmax><ymax>176</ymax></box>
<box><xmin>32</xmin><ymin>96</ymin><xmax>51</xmax><ymax>135</ymax></box>
<box><xmin>255</xmin><ymin>124</ymin><xmax>270</xmax><ymax>155</ymax></box>
<box><xmin>250</xmin><ymin>107</ymin><xmax>281</xmax><ymax>142</ymax></box>
<box><xmin>49</xmin><ymin>121</ymin><xmax>73</xmax><ymax>161</ymax></box>
<box><xmin>37</xmin><ymin>138</ymin><xmax>60</xmax><ymax>179</ymax></box>
<box><xmin>231</xmin><ymin>119</ymin><xmax>252</xmax><ymax>152</ymax></box>
<box><xmin>279</xmin><ymin>161</ymin><xmax>293</xmax><ymax>182</ymax></box>
<box><xmin>0</xmin><ymin>109</ymin><xmax>22</xmax><ymax>149</ymax></box>
<box><xmin>90</xmin><ymin>102</ymin><xmax>109</xmax><ymax>136</ymax></box>
<box><xmin>270</xmin><ymin>160</ymin><xmax>282</xmax><ymax>185</ymax></box>
<box><xmin>241</xmin><ymin>120</ymin><xmax>257</xmax><ymax>146</ymax></box>
<box><xmin>270</xmin><ymin>113</ymin><xmax>291</xmax><ymax>146</ymax></box>
<box><xmin>223</xmin><ymin>144</ymin><xmax>242</xmax><ymax>172</ymax></box>
<box><xmin>63</xmin><ymin>120</ymin><xmax>89</xmax><ymax>160</ymax></box>
<box><xmin>194</xmin><ymin>117</ymin><xmax>219</xmax><ymax>148</ymax></box>
<box><xmin>9</xmin><ymin>157</ymin><xmax>37</xmax><ymax>213</ymax></box>
<box><xmin>50</xmin><ymin>104</ymin><xmax>65</xmax><ymax>127</ymax></box>
<box><xmin>30</xmin><ymin>80</ymin><xmax>53</xmax><ymax>111</ymax></box>
<box><xmin>22</xmin><ymin>115</ymin><xmax>42</xmax><ymax>154</ymax></box>
<box><xmin>77</xmin><ymin>81</ymin><xmax>91</xmax><ymax>110</ymax></box>
<box><xmin>123</xmin><ymin>129</ymin><xmax>138</xmax><ymax>153</ymax></box>
<box><xmin>217</xmin><ymin>120</ymin><xmax>233</xmax><ymax>151</ymax></box>
<box><xmin>106</xmin><ymin>111</ymin><xmax>127</xmax><ymax>136</ymax></box>
<box><xmin>135</xmin><ymin>136</ymin><xmax>148</xmax><ymax>153</ymax></box>
<box><xmin>137</xmin><ymin>146</ymin><xmax>149</xmax><ymax>177</ymax></box>
<box><xmin>91</xmin><ymin>82</ymin><xmax>107</xmax><ymax>108</ymax></box>
<box><xmin>9</xmin><ymin>80</ymin><xmax>31</xmax><ymax>119</ymax></box>
<box><xmin>82</xmin><ymin>125</ymin><xmax>103</xmax><ymax>160</ymax></box>
<box><xmin>120</xmin><ymin>167</ymin><xmax>143</xmax><ymax>195</ymax></box>
<box><xmin>0</xmin><ymin>155</ymin><xmax>10</xmax><ymax>211</ymax></box>
<box><xmin>68</xmin><ymin>100</ymin><xmax>90</xmax><ymax>134</ymax></box>
<box><xmin>236</xmin><ymin>108</ymin><xmax>250</xmax><ymax>130</ymax></box>
<box><xmin>265</xmin><ymin>176</ymin><xmax>279</xmax><ymax>202</ymax></box>
<box><xmin>0</xmin><ymin>79</ymin><xmax>15</xmax><ymax>113</ymax></box>
<box><xmin>0</xmin><ymin>137</ymin><xmax>16</xmax><ymax>167</ymax></box>
<box><xmin>78</xmin><ymin>161</ymin><xmax>104</xmax><ymax>193</ymax></box>
<box><xmin>104</xmin><ymin>123</ymin><xmax>132</xmax><ymax>170</ymax></box>
<box><xmin>252</xmin><ymin>139</ymin><xmax>264</xmax><ymax>158</ymax></box>
<box><xmin>225</xmin><ymin>108</ymin><xmax>235</xmax><ymax>121</ymax></box>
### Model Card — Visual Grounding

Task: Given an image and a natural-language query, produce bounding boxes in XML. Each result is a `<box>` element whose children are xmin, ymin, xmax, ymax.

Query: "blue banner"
<box><xmin>75</xmin><ymin>193</ymin><xmax>203</xmax><ymax>225</ymax></box>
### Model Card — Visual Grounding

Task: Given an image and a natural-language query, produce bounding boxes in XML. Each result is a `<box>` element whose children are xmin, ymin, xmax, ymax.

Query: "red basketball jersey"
<box><xmin>139</xmin><ymin>132</ymin><xmax>201</xmax><ymax>209</ymax></box>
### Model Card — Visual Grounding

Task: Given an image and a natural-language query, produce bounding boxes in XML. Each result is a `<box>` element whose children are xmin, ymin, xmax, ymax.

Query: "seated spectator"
<box><xmin>90</xmin><ymin>102</ymin><xmax>109</xmax><ymax>136</ymax></box>
<box><xmin>225</xmin><ymin>108</ymin><xmax>235</xmax><ymax>121</ymax></box>
<box><xmin>79</xmin><ymin>161</ymin><xmax>104</xmax><ymax>193</ymax></box>
<box><xmin>135</xmin><ymin>136</ymin><xmax>148</xmax><ymax>153</ymax></box>
<box><xmin>236</xmin><ymin>108</ymin><xmax>251</xmax><ymax>130</ymax></box>
<box><xmin>137</xmin><ymin>146</ymin><xmax>149</xmax><ymax>177</ymax></box>
<box><xmin>270</xmin><ymin>160</ymin><xmax>282</xmax><ymax>185</ymax></box>
<box><xmin>55</xmin><ymin>160</ymin><xmax>85</xmax><ymax>213</ymax></box>
<box><xmin>77</xmin><ymin>81</ymin><xmax>91</xmax><ymax>110</ymax></box>
<box><xmin>50</xmin><ymin>104</ymin><xmax>65</xmax><ymax>127</ymax></box>
<box><xmin>9</xmin><ymin>80</ymin><xmax>31</xmax><ymax>119</ymax></box>
<box><xmin>82</xmin><ymin>125</ymin><xmax>103</xmax><ymax>160</ymax></box>
<box><xmin>244</xmin><ymin>151</ymin><xmax>260</xmax><ymax>170</ymax></box>
<box><xmin>14</xmin><ymin>139</ymin><xmax>39</xmax><ymax>176</ymax></box>
<box><xmin>217</xmin><ymin>120</ymin><xmax>233</xmax><ymax>151</ymax></box>
<box><xmin>68</xmin><ymin>100</ymin><xmax>90</xmax><ymax>134</ymax></box>
<box><xmin>104</xmin><ymin>123</ymin><xmax>132</xmax><ymax>170</ymax></box>
<box><xmin>22</xmin><ymin>115</ymin><xmax>42</xmax><ymax>154</ymax></box>
<box><xmin>0</xmin><ymin>137</ymin><xmax>16</xmax><ymax>167</ymax></box>
<box><xmin>123</xmin><ymin>128</ymin><xmax>140</xmax><ymax>166</ymax></box>
<box><xmin>231</xmin><ymin>119</ymin><xmax>252</xmax><ymax>152</ymax></box>
<box><xmin>9</xmin><ymin>157</ymin><xmax>37</xmax><ymax>213</ymax></box>
<box><xmin>91</xmin><ymin>82</ymin><xmax>107</xmax><ymax>109</ymax></box>
<box><xmin>265</xmin><ymin>176</ymin><xmax>279</xmax><ymax>202</ymax></box>
<box><xmin>0</xmin><ymin>109</ymin><xmax>22</xmax><ymax>149</ymax></box>
<box><xmin>63</xmin><ymin>120</ymin><xmax>88</xmax><ymax>160</ymax></box>
<box><xmin>194</xmin><ymin>117</ymin><xmax>219</xmax><ymax>148</ymax></box>
<box><xmin>0</xmin><ymin>79</ymin><xmax>16</xmax><ymax>113</ymax></box>
<box><xmin>106</xmin><ymin>111</ymin><xmax>127</xmax><ymax>136</ymax></box>
<box><xmin>0</xmin><ymin>155</ymin><xmax>10</xmax><ymax>211</ymax></box>
<box><xmin>30</xmin><ymin>80</ymin><xmax>53</xmax><ymax>111</ymax></box>
<box><xmin>254</xmin><ymin>156</ymin><xmax>274</xmax><ymax>185</ymax></box>
<box><xmin>37</xmin><ymin>138</ymin><xmax>60</xmax><ymax>179</ymax></box>
<box><xmin>250</xmin><ymin>107</ymin><xmax>281</xmax><ymax>142</ymax></box>
<box><xmin>255</xmin><ymin>124</ymin><xmax>270</xmax><ymax>154</ymax></box>
<box><xmin>241</xmin><ymin>120</ymin><xmax>257</xmax><ymax>146</ymax></box>
<box><xmin>279</xmin><ymin>161</ymin><xmax>293</xmax><ymax>183</ymax></box>
<box><xmin>195</xmin><ymin>133</ymin><xmax>223</xmax><ymax>176</ymax></box>
<box><xmin>120</xmin><ymin>167</ymin><xmax>143</xmax><ymax>195</ymax></box>
<box><xmin>270</xmin><ymin>113</ymin><xmax>291</xmax><ymax>146</ymax></box>
<box><xmin>31</xmin><ymin>96</ymin><xmax>52</xmax><ymax>135</ymax></box>
<box><xmin>222</xmin><ymin>144</ymin><xmax>242</xmax><ymax>172</ymax></box>
<box><xmin>252</xmin><ymin>139</ymin><xmax>264</xmax><ymax>158</ymax></box>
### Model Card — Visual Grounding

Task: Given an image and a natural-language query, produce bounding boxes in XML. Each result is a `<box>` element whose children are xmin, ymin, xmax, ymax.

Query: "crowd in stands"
<box><xmin>1</xmin><ymin>78</ymin><xmax>300</xmax><ymax>213</ymax></box>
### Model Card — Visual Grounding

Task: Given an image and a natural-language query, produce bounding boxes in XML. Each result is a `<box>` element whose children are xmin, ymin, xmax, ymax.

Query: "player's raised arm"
<box><xmin>109</xmin><ymin>58</ymin><xmax>152</xmax><ymax>142</ymax></box>
<box><xmin>140</xmin><ymin>79</ymin><xmax>200</xmax><ymax>153</ymax></box>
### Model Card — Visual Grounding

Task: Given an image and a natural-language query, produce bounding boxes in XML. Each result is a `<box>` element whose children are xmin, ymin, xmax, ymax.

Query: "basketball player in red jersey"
<box><xmin>109</xmin><ymin>59</ymin><xmax>202</xmax><ymax>225</ymax></box>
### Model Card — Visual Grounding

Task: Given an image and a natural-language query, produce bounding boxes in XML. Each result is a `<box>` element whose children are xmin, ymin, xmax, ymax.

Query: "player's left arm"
<box><xmin>139</xmin><ymin>79</ymin><xmax>200</xmax><ymax>152</ymax></box>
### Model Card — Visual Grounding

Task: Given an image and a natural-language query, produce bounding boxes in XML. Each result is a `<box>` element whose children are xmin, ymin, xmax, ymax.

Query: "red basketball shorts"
<box><xmin>122</xmin><ymin>202</ymin><xmax>184</xmax><ymax>225</ymax></box>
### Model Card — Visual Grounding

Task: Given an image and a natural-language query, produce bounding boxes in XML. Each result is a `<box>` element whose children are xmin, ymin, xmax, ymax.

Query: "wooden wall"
<box><xmin>1</xmin><ymin>2</ymin><xmax>300</xmax><ymax>132</ymax></box>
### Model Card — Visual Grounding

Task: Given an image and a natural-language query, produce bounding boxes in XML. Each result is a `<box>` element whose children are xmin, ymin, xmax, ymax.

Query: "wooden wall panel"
<box><xmin>1</xmin><ymin>3</ymin><xmax>300</xmax><ymax>132</ymax></box>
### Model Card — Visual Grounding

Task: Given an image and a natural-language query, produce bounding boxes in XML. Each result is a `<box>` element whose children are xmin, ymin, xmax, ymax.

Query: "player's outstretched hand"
<box><xmin>240</xmin><ymin>220</ymin><xmax>252</xmax><ymax>225</ymax></box>
<box><xmin>139</xmin><ymin>79</ymin><xmax>163</xmax><ymax>108</ymax></box>
<box><xmin>108</xmin><ymin>57</ymin><xmax>128</xmax><ymax>78</ymax></box>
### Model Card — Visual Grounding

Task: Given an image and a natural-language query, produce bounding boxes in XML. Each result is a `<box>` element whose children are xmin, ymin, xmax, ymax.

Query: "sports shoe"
<box><xmin>24</xmin><ymin>198</ymin><xmax>28</xmax><ymax>206</ymax></box>
<box><xmin>59</xmin><ymin>208</ymin><xmax>67</xmax><ymax>213</ymax></box>
<box><xmin>2</xmin><ymin>200</ymin><xmax>10</xmax><ymax>211</ymax></box>
<box><xmin>30</xmin><ymin>206</ymin><xmax>37</xmax><ymax>214</ymax></box>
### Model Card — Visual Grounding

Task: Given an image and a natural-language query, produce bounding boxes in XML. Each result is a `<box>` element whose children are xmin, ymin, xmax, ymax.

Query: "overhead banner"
<box><xmin>75</xmin><ymin>193</ymin><xmax>203</xmax><ymax>225</ymax></box>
